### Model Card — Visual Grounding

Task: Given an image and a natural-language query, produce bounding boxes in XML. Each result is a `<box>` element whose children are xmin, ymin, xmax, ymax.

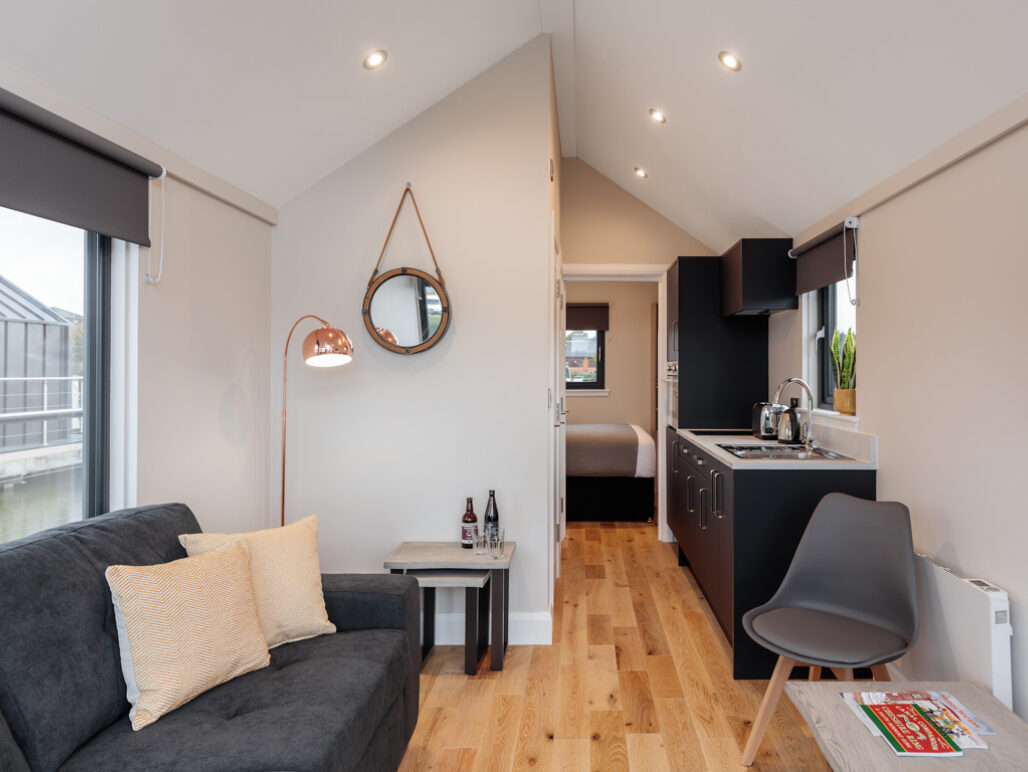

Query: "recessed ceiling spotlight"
<box><xmin>634</xmin><ymin>167</ymin><xmax>648</xmax><ymax>179</ymax></box>
<box><xmin>649</xmin><ymin>109</ymin><xmax>667</xmax><ymax>123</ymax></box>
<box><xmin>363</xmin><ymin>50</ymin><xmax>388</xmax><ymax>70</ymax></box>
<box><xmin>718</xmin><ymin>51</ymin><xmax>741</xmax><ymax>71</ymax></box>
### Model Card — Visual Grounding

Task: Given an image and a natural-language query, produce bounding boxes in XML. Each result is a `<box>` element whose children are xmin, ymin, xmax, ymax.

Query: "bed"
<box><xmin>565</xmin><ymin>423</ymin><xmax>656</xmax><ymax>522</ymax></box>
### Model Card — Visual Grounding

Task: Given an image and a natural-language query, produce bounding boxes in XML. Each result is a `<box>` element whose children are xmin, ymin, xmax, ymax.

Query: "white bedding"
<box><xmin>629</xmin><ymin>424</ymin><xmax>656</xmax><ymax>478</ymax></box>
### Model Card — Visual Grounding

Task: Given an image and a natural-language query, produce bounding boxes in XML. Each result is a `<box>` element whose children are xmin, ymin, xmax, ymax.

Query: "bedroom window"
<box><xmin>565</xmin><ymin>329</ymin><xmax>605</xmax><ymax>390</ymax></box>
<box><xmin>0</xmin><ymin>206</ymin><xmax>110</xmax><ymax>544</ymax></box>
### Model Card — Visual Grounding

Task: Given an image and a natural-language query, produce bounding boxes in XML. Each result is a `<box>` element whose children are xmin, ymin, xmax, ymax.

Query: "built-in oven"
<box><xmin>664</xmin><ymin>362</ymin><xmax>679</xmax><ymax>428</ymax></box>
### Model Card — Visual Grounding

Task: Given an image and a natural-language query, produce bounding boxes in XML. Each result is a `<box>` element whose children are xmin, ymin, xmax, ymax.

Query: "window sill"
<box><xmin>812</xmin><ymin>408</ymin><xmax>858</xmax><ymax>429</ymax></box>
<box><xmin>567</xmin><ymin>389</ymin><xmax>610</xmax><ymax>397</ymax></box>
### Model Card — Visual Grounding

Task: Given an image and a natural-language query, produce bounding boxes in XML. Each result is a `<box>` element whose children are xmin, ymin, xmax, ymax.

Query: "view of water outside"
<box><xmin>0</xmin><ymin>206</ymin><xmax>86</xmax><ymax>544</ymax></box>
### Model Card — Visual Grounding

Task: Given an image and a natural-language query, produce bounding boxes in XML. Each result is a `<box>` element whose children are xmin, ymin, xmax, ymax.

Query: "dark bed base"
<box><xmin>566</xmin><ymin>476</ymin><xmax>655</xmax><ymax>522</ymax></box>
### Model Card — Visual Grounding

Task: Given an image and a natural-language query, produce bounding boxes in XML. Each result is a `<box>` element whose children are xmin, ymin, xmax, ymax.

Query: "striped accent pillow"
<box><xmin>178</xmin><ymin>515</ymin><xmax>336</xmax><ymax>648</ymax></box>
<box><xmin>106</xmin><ymin>541</ymin><xmax>270</xmax><ymax>731</ymax></box>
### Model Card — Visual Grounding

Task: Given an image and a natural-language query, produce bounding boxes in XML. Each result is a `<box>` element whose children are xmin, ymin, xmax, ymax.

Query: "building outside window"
<box><xmin>565</xmin><ymin>329</ymin><xmax>605</xmax><ymax>389</ymax></box>
<box><xmin>0</xmin><ymin>206</ymin><xmax>108</xmax><ymax>543</ymax></box>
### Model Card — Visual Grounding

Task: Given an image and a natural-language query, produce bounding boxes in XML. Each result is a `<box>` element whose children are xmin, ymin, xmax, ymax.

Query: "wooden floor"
<box><xmin>398</xmin><ymin>521</ymin><xmax>830</xmax><ymax>771</ymax></box>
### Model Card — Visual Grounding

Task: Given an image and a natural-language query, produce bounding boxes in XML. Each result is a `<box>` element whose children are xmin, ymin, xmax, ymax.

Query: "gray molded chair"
<box><xmin>740</xmin><ymin>492</ymin><xmax>918</xmax><ymax>767</ymax></box>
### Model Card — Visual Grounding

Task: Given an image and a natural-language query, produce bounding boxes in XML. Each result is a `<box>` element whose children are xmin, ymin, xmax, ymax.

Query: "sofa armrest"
<box><xmin>322</xmin><ymin>572</ymin><xmax>418</xmax><ymax>632</ymax></box>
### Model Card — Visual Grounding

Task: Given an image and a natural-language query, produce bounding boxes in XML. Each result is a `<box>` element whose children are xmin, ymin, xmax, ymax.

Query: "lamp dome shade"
<box><xmin>302</xmin><ymin>325</ymin><xmax>353</xmax><ymax>367</ymax></box>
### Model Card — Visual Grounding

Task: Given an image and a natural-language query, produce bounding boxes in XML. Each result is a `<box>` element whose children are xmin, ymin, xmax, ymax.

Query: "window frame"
<box><xmin>83</xmin><ymin>232</ymin><xmax>111</xmax><ymax>517</ymax></box>
<box><xmin>565</xmin><ymin>329</ymin><xmax>606</xmax><ymax>390</ymax></box>
<box><xmin>815</xmin><ymin>285</ymin><xmax>836</xmax><ymax>409</ymax></box>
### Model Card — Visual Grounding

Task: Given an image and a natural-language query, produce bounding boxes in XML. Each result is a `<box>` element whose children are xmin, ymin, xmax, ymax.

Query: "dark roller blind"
<box><xmin>0</xmin><ymin>88</ymin><xmax>162</xmax><ymax>246</ymax></box>
<box><xmin>566</xmin><ymin>303</ymin><xmax>609</xmax><ymax>331</ymax></box>
<box><xmin>793</xmin><ymin>225</ymin><xmax>856</xmax><ymax>295</ymax></box>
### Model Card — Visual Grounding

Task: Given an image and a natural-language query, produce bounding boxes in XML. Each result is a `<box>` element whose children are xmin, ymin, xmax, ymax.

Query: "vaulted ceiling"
<box><xmin>2</xmin><ymin>1</ymin><xmax>1027</xmax><ymax>251</ymax></box>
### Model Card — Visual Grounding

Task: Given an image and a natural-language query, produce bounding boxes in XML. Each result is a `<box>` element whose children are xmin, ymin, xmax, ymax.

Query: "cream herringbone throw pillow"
<box><xmin>178</xmin><ymin>515</ymin><xmax>335</xmax><ymax>648</ymax></box>
<box><xmin>106</xmin><ymin>541</ymin><xmax>270</xmax><ymax>731</ymax></box>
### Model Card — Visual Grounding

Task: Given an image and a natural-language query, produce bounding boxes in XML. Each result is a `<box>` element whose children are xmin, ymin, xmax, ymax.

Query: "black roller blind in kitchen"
<box><xmin>0</xmin><ymin>87</ymin><xmax>162</xmax><ymax>246</ymax></box>
<box><xmin>793</xmin><ymin>225</ymin><xmax>855</xmax><ymax>295</ymax></box>
<box><xmin>566</xmin><ymin>303</ymin><xmax>609</xmax><ymax>331</ymax></box>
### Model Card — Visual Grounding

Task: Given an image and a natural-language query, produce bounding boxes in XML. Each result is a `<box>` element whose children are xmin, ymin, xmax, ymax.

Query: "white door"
<box><xmin>548</xmin><ymin>211</ymin><xmax>566</xmax><ymax>591</ymax></box>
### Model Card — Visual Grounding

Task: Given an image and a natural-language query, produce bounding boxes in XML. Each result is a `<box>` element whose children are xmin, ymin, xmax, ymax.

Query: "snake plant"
<box><xmin>830</xmin><ymin>328</ymin><xmax>856</xmax><ymax>389</ymax></box>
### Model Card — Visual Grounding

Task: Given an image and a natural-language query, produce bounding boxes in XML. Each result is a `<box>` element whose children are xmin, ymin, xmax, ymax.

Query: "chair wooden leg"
<box><xmin>808</xmin><ymin>665</ymin><xmax>821</xmax><ymax>681</ymax></box>
<box><xmin>741</xmin><ymin>656</ymin><xmax>795</xmax><ymax>767</ymax></box>
<box><xmin>830</xmin><ymin>668</ymin><xmax>854</xmax><ymax>681</ymax></box>
<box><xmin>870</xmin><ymin>665</ymin><xmax>891</xmax><ymax>681</ymax></box>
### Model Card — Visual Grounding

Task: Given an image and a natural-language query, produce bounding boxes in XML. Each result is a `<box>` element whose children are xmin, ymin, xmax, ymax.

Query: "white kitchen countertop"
<box><xmin>675</xmin><ymin>429</ymin><xmax>877</xmax><ymax>471</ymax></box>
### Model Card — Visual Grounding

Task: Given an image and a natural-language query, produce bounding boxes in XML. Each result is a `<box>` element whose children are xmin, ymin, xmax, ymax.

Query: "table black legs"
<box><xmin>464</xmin><ymin>586</ymin><xmax>490</xmax><ymax>675</ymax></box>
<box><xmin>490</xmin><ymin>568</ymin><xmax>509</xmax><ymax>670</ymax></box>
<box><xmin>421</xmin><ymin>587</ymin><xmax>436</xmax><ymax>661</ymax></box>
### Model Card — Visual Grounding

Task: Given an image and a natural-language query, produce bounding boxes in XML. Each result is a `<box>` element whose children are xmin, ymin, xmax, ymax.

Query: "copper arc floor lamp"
<box><xmin>281</xmin><ymin>314</ymin><xmax>353</xmax><ymax>526</ymax></box>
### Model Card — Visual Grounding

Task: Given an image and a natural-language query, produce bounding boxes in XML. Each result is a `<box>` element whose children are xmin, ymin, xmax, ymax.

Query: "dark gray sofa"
<box><xmin>0</xmin><ymin>503</ymin><xmax>419</xmax><ymax>772</ymax></box>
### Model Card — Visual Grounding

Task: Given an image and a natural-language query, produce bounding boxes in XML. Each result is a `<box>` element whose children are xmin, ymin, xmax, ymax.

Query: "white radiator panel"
<box><xmin>892</xmin><ymin>553</ymin><xmax>1013</xmax><ymax>709</ymax></box>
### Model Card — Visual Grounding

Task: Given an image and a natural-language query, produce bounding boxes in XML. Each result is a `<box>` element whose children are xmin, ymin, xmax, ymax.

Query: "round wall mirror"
<box><xmin>362</xmin><ymin>267</ymin><xmax>451</xmax><ymax>354</ymax></box>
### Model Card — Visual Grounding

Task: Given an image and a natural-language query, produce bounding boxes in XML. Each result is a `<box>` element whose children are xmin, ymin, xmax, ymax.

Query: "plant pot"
<box><xmin>834</xmin><ymin>388</ymin><xmax>856</xmax><ymax>415</ymax></box>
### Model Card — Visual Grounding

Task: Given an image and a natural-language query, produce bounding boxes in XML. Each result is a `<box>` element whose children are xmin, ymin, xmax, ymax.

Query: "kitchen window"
<box><xmin>0</xmin><ymin>206</ymin><xmax>110</xmax><ymax>544</ymax></box>
<box><xmin>814</xmin><ymin>274</ymin><xmax>857</xmax><ymax>410</ymax></box>
<box><xmin>565</xmin><ymin>329</ymin><xmax>605</xmax><ymax>389</ymax></box>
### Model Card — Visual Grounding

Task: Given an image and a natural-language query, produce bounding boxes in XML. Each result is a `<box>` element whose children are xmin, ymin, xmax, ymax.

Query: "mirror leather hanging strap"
<box><xmin>368</xmin><ymin>183</ymin><xmax>446</xmax><ymax>287</ymax></box>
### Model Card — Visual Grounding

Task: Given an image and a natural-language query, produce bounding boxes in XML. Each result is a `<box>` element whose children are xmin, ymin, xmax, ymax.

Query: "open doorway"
<box><xmin>561</xmin><ymin>264</ymin><xmax>668</xmax><ymax>535</ymax></box>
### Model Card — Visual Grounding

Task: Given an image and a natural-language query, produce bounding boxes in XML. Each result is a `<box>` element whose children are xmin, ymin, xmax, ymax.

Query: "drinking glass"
<box><xmin>474</xmin><ymin>531</ymin><xmax>488</xmax><ymax>555</ymax></box>
<box><xmin>489</xmin><ymin>528</ymin><xmax>506</xmax><ymax>560</ymax></box>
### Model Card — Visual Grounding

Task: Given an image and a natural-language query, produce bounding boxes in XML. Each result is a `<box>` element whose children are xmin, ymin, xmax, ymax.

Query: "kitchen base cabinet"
<box><xmin>729</xmin><ymin>468</ymin><xmax>875</xmax><ymax>678</ymax></box>
<box><xmin>667</xmin><ymin>432</ymin><xmax>876</xmax><ymax>679</ymax></box>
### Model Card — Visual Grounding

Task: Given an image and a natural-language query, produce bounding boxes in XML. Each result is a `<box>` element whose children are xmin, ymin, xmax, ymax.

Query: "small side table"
<box><xmin>384</xmin><ymin>541</ymin><xmax>516</xmax><ymax>671</ymax></box>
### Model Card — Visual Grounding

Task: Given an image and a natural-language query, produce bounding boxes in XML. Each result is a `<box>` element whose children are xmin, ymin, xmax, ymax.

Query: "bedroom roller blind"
<box><xmin>0</xmin><ymin>87</ymin><xmax>162</xmax><ymax>246</ymax></box>
<box><xmin>566</xmin><ymin>303</ymin><xmax>609</xmax><ymax>330</ymax></box>
<box><xmin>792</xmin><ymin>224</ymin><xmax>856</xmax><ymax>295</ymax></box>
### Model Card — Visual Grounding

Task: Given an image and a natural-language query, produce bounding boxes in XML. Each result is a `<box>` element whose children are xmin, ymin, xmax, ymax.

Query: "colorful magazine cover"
<box><xmin>860</xmin><ymin>703</ymin><xmax>963</xmax><ymax>756</ymax></box>
<box><xmin>840</xmin><ymin>691</ymin><xmax>990</xmax><ymax>750</ymax></box>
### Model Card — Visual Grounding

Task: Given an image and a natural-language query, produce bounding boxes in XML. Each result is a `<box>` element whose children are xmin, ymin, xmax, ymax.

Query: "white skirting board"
<box><xmin>891</xmin><ymin>553</ymin><xmax>1013</xmax><ymax>709</ymax></box>
<box><xmin>422</xmin><ymin>612</ymin><xmax>552</xmax><ymax>646</ymax></box>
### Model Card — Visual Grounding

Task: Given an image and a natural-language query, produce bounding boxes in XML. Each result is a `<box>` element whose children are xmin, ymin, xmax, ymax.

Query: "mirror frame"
<box><xmin>362</xmin><ymin>267</ymin><xmax>451</xmax><ymax>354</ymax></box>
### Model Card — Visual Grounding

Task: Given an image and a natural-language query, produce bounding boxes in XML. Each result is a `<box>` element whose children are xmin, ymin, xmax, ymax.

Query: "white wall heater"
<box><xmin>892</xmin><ymin>553</ymin><xmax>1013</xmax><ymax>709</ymax></box>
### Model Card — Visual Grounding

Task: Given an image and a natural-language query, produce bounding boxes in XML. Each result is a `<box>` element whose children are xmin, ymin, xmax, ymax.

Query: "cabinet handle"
<box><xmin>711</xmin><ymin>470</ymin><xmax>724</xmax><ymax>519</ymax></box>
<box><xmin>672</xmin><ymin>321</ymin><xmax>678</xmax><ymax>352</ymax></box>
<box><xmin>671</xmin><ymin>441</ymin><xmax>678</xmax><ymax>473</ymax></box>
<box><xmin>686</xmin><ymin>475</ymin><xmax>694</xmax><ymax>512</ymax></box>
<box><xmin>698</xmin><ymin>488</ymin><xmax>707</xmax><ymax>530</ymax></box>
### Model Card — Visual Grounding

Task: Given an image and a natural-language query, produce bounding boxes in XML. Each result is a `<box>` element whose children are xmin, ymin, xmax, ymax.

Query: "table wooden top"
<box><xmin>785</xmin><ymin>680</ymin><xmax>1028</xmax><ymax>771</ymax></box>
<box><xmin>383</xmin><ymin>541</ymin><xmax>516</xmax><ymax>570</ymax></box>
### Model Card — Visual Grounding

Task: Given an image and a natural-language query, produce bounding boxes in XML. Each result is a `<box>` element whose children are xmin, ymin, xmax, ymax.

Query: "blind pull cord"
<box><xmin>144</xmin><ymin>170</ymin><xmax>167</xmax><ymax>285</ymax></box>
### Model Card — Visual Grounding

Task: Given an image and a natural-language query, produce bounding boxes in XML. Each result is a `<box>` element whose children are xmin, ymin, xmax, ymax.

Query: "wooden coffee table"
<box><xmin>785</xmin><ymin>680</ymin><xmax>1028</xmax><ymax>770</ymax></box>
<box><xmin>383</xmin><ymin>541</ymin><xmax>516</xmax><ymax>671</ymax></box>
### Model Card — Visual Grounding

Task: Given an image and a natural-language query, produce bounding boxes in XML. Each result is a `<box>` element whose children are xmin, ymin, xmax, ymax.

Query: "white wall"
<box><xmin>270</xmin><ymin>36</ymin><xmax>554</xmax><ymax>643</ymax></box>
<box><xmin>136</xmin><ymin>177</ymin><xmax>272</xmax><ymax>535</ymax></box>
<box><xmin>770</xmin><ymin>118</ymin><xmax>1028</xmax><ymax>716</ymax></box>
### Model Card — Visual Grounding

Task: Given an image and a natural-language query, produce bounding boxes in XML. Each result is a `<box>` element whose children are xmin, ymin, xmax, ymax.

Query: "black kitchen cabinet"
<box><xmin>669</xmin><ymin>432</ymin><xmax>877</xmax><ymax>678</ymax></box>
<box><xmin>666</xmin><ymin>257</ymin><xmax>679</xmax><ymax>362</ymax></box>
<box><xmin>665</xmin><ymin>427</ymin><xmax>682</xmax><ymax>549</ymax></box>
<box><xmin>720</xmin><ymin>238</ymin><xmax>797</xmax><ymax>316</ymax></box>
<box><xmin>671</xmin><ymin>257</ymin><xmax>768</xmax><ymax>430</ymax></box>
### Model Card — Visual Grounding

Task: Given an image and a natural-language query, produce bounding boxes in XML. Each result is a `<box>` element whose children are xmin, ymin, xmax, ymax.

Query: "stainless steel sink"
<box><xmin>717</xmin><ymin>444</ymin><xmax>852</xmax><ymax>461</ymax></box>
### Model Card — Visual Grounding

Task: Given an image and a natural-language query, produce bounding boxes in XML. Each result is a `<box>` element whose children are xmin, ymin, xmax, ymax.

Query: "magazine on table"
<box><xmin>840</xmin><ymin>690</ymin><xmax>990</xmax><ymax>751</ymax></box>
<box><xmin>859</xmin><ymin>703</ymin><xmax>963</xmax><ymax>757</ymax></box>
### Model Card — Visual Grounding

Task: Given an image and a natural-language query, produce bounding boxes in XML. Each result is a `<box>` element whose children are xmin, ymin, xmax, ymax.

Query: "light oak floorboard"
<box><xmin>399</xmin><ymin>522</ymin><xmax>828</xmax><ymax>770</ymax></box>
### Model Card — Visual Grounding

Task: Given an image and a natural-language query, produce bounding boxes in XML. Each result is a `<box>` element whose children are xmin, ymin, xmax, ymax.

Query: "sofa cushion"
<box><xmin>59</xmin><ymin>628</ymin><xmax>411</xmax><ymax>772</ymax></box>
<box><xmin>0</xmin><ymin>504</ymin><xmax>200</xmax><ymax>772</ymax></box>
<box><xmin>178</xmin><ymin>515</ymin><xmax>336</xmax><ymax>648</ymax></box>
<box><xmin>106</xmin><ymin>541</ymin><xmax>270</xmax><ymax>730</ymax></box>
